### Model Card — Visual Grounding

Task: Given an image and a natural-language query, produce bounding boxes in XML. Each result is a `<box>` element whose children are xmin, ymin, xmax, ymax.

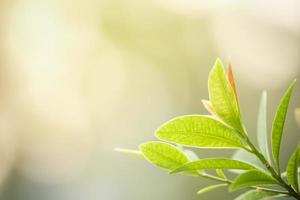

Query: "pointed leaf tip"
<box><xmin>115</xmin><ymin>148</ymin><xmax>143</xmax><ymax>158</ymax></box>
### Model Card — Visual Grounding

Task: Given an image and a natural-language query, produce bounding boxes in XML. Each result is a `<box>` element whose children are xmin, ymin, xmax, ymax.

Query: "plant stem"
<box><xmin>244</xmin><ymin>136</ymin><xmax>300</xmax><ymax>199</ymax></box>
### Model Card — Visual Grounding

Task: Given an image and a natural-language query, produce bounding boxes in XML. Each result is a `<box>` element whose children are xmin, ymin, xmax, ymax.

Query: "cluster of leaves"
<box><xmin>117</xmin><ymin>59</ymin><xmax>300</xmax><ymax>199</ymax></box>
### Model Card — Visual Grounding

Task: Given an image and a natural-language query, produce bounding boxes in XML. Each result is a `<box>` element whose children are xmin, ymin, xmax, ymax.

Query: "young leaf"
<box><xmin>234</xmin><ymin>190</ymin><xmax>277</xmax><ymax>200</ymax></box>
<box><xmin>170</xmin><ymin>158</ymin><xmax>255</xmax><ymax>174</ymax></box>
<box><xmin>197</xmin><ymin>184</ymin><xmax>227</xmax><ymax>195</ymax></box>
<box><xmin>286</xmin><ymin>145</ymin><xmax>300</xmax><ymax>192</ymax></box>
<box><xmin>155</xmin><ymin>115</ymin><xmax>245</xmax><ymax>149</ymax></box>
<box><xmin>257</xmin><ymin>91</ymin><xmax>271</xmax><ymax>162</ymax></box>
<box><xmin>139</xmin><ymin>141</ymin><xmax>189</xmax><ymax>171</ymax></box>
<box><xmin>230</xmin><ymin>170</ymin><xmax>278</xmax><ymax>191</ymax></box>
<box><xmin>272</xmin><ymin>80</ymin><xmax>297</xmax><ymax>172</ymax></box>
<box><xmin>114</xmin><ymin>148</ymin><xmax>143</xmax><ymax>158</ymax></box>
<box><xmin>208</xmin><ymin>58</ymin><xmax>244</xmax><ymax>134</ymax></box>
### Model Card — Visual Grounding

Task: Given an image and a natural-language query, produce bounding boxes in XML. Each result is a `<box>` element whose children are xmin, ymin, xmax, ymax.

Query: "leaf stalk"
<box><xmin>244</xmin><ymin>135</ymin><xmax>300</xmax><ymax>199</ymax></box>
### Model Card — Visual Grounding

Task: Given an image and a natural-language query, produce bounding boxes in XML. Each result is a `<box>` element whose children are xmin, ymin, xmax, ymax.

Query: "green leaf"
<box><xmin>286</xmin><ymin>145</ymin><xmax>300</xmax><ymax>192</ymax></box>
<box><xmin>234</xmin><ymin>190</ymin><xmax>277</xmax><ymax>200</ymax></box>
<box><xmin>197</xmin><ymin>184</ymin><xmax>227</xmax><ymax>195</ymax></box>
<box><xmin>231</xmin><ymin>149</ymin><xmax>265</xmax><ymax>174</ymax></box>
<box><xmin>272</xmin><ymin>80</ymin><xmax>296</xmax><ymax>172</ymax></box>
<box><xmin>257</xmin><ymin>91</ymin><xmax>271</xmax><ymax>162</ymax></box>
<box><xmin>170</xmin><ymin>158</ymin><xmax>255</xmax><ymax>174</ymax></box>
<box><xmin>114</xmin><ymin>148</ymin><xmax>143</xmax><ymax>158</ymax></box>
<box><xmin>230</xmin><ymin>170</ymin><xmax>278</xmax><ymax>191</ymax></box>
<box><xmin>208</xmin><ymin>58</ymin><xmax>244</xmax><ymax>134</ymax></box>
<box><xmin>155</xmin><ymin>115</ymin><xmax>245</xmax><ymax>149</ymax></box>
<box><xmin>139</xmin><ymin>141</ymin><xmax>190</xmax><ymax>171</ymax></box>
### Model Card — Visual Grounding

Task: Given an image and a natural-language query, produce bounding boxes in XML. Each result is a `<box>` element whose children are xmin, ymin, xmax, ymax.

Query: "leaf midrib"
<box><xmin>159</xmin><ymin>131</ymin><xmax>243</xmax><ymax>147</ymax></box>
<box><xmin>181</xmin><ymin>159</ymin><xmax>253</xmax><ymax>170</ymax></box>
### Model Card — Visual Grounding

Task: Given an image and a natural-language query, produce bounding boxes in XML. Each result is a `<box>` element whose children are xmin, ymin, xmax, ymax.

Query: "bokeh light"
<box><xmin>0</xmin><ymin>0</ymin><xmax>298</xmax><ymax>200</ymax></box>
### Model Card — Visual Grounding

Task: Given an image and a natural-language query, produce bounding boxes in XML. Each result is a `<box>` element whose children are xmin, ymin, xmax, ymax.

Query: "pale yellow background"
<box><xmin>0</xmin><ymin>0</ymin><xmax>299</xmax><ymax>199</ymax></box>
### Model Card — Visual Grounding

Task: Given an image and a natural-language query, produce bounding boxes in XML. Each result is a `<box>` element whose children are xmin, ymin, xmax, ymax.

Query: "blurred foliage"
<box><xmin>0</xmin><ymin>0</ymin><xmax>298</xmax><ymax>200</ymax></box>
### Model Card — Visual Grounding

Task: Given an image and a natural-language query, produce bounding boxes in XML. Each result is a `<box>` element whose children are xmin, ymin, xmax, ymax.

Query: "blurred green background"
<box><xmin>0</xmin><ymin>0</ymin><xmax>299</xmax><ymax>199</ymax></box>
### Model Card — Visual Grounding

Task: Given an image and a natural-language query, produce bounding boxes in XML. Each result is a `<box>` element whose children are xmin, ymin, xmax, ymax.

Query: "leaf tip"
<box><xmin>212</xmin><ymin>58</ymin><xmax>224</xmax><ymax>71</ymax></box>
<box><xmin>115</xmin><ymin>147</ymin><xmax>143</xmax><ymax>158</ymax></box>
<box><xmin>215</xmin><ymin>57</ymin><xmax>222</xmax><ymax>63</ymax></box>
<box><xmin>293</xmin><ymin>78</ymin><xmax>297</xmax><ymax>83</ymax></box>
<box><xmin>288</xmin><ymin>79</ymin><xmax>297</xmax><ymax>91</ymax></box>
<box><xmin>114</xmin><ymin>147</ymin><xmax>120</xmax><ymax>152</ymax></box>
<box><xmin>291</xmin><ymin>79</ymin><xmax>297</xmax><ymax>87</ymax></box>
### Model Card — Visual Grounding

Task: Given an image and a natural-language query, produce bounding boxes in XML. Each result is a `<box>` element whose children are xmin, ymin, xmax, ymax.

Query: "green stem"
<box><xmin>244</xmin><ymin>136</ymin><xmax>300</xmax><ymax>199</ymax></box>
